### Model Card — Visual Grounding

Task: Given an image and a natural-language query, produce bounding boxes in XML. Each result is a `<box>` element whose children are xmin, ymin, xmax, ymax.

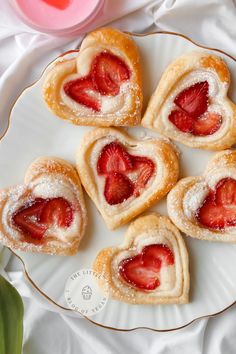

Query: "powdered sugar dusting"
<box><xmin>183</xmin><ymin>181</ymin><xmax>208</xmax><ymax>220</ymax></box>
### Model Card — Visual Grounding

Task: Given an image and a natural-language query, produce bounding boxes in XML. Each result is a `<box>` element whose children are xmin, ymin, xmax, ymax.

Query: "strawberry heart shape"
<box><xmin>0</xmin><ymin>157</ymin><xmax>87</xmax><ymax>255</ymax></box>
<box><xmin>42</xmin><ymin>0</ymin><xmax>71</xmax><ymax>10</ymax></box>
<box><xmin>142</xmin><ymin>51</ymin><xmax>236</xmax><ymax>150</ymax></box>
<box><xmin>13</xmin><ymin>197</ymin><xmax>73</xmax><ymax>240</ymax></box>
<box><xmin>76</xmin><ymin>128</ymin><xmax>179</xmax><ymax>229</ymax></box>
<box><xmin>97</xmin><ymin>141</ymin><xmax>155</xmax><ymax>204</ymax></box>
<box><xmin>169</xmin><ymin>81</ymin><xmax>222</xmax><ymax>136</ymax></box>
<box><xmin>168</xmin><ymin>150</ymin><xmax>236</xmax><ymax>242</ymax></box>
<box><xmin>197</xmin><ymin>178</ymin><xmax>236</xmax><ymax>229</ymax></box>
<box><xmin>119</xmin><ymin>244</ymin><xmax>174</xmax><ymax>291</ymax></box>
<box><xmin>93</xmin><ymin>214</ymin><xmax>189</xmax><ymax>304</ymax></box>
<box><xmin>43</xmin><ymin>27</ymin><xmax>143</xmax><ymax>127</ymax></box>
<box><xmin>63</xmin><ymin>52</ymin><xmax>130</xmax><ymax>113</ymax></box>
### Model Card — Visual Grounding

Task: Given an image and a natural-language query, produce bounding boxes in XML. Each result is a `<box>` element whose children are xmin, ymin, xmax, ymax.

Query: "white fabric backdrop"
<box><xmin>1</xmin><ymin>0</ymin><xmax>236</xmax><ymax>353</ymax></box>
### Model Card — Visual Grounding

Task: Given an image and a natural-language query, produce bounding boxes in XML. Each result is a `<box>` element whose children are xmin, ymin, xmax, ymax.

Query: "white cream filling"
<box><xmin>2</xmin><ymin>175</ymin><xmax>82</xmax><ymax>244</ymax></box>
<box><xmin>157</xmin><ymin>69</ymin><xmax>231</xmax><ymax>140</ymax></box>
<box><xmin>89</xmin><ymin>136</ymin><xmax>160</xmax><ymax>216</ymax></box>
<box><xmin>60</xmin><ymin>46</ymin><xmax>137</xmax><ymax>117</ymax></box>
<box><xmin>183</xmin><ymin>181</ymin><xmax>209</xmax><ymax>220</ymax></box>
<box><xmin>183</xmin><ymin>168</ymin><xmax>236</xmax><ymax>234</ymax></box>
<box><xmin>111</xmin><ymin>229</ymin><xmax>183</xmax><ymax>296</ymax></box>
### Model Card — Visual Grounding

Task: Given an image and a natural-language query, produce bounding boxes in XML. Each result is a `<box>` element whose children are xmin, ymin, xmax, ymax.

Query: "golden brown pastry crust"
<box><xmin>43</xmin><ymin>27</ymin><xmax>143</xmax><ymax>127</ymax></box>
<box><xmin>93</xmin><ymin>213</ymin><xmax>190</xmax><ymax>304</ymax></box>
<box><xmin>142</xmin><ymin>51</ymin><xmax>236</xmax><ymax>150</ymax></box>
<box><xmin>75</xmin><ymin>127</ymin><xmax>179</xmax><ymax>229</ymax></box>
<box><xmin>0</xmin><ymin>157</ymin><xmax>87</xmax><ymax>255</ymax></box>
<box><xmin>167</xmin><ymin>150</ymin><xmax>236</xmax><ymax>242</ymax></box>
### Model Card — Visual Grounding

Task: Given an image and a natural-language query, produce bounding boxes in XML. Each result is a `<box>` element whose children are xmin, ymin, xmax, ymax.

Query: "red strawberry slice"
<box><xmin>97</xmin><ymin>142</ymin><xmax>133</xmax><ymax>175</ymax></box>
<box><xmin>197</xmin><ymin>199</ymin><xmax>236</xmax><ymax>229</ymax></box>
<box><xmin>40</xmin><ymin>197</ymin><xmax>73</xmax><ymax>228</ymax></box>
<box><xmin>12</xmin><ymin>197</ymin><xmax>73</xmax><ymax>240</ymax></box>
<box><xmin>197</xmin><ymin>178</ymin><xmax>236</xmax><ymax>229</ymax></box>
<box><xmin>13</xmin><ymin>199</ymin><xmax>47</xmax><ymax>240</ymax></box>
<box><xmin>174</xmin><ymin>81</ymin><xmax>209</xmax><ymax>118</ymax></box>
<box><xmin>215</xmin><ymin>178</ymin><xmax>236</xmax><ymax>206</ymax></box>
<box><xmin>119</xmin><ymin>243</ymin><xmax>174</xmax><ymax>291</ymax></box>
<box><xmin>169</xmin><ymin>81</ymin><xmax>222</xmax><ymax>136</ymax></box>
<box><xmin>42</xmin><ymin>0</ymin><xmax>71</xmax><ymax>10</ymax></box>
<box><xmin>119</xmin><ymin>254</ymin><xmax>160</xmax><ymax>290</ymax></box>
<box><xmin>104</xmin><ymin>172</ymin><xmax>134</xmax><ymax>205</ymax></box>
<box><xmin>92</xmin><ymin>52</ymin><xmax>130</xmax><ymax>96</ymax></box>
<box><xmin>192</xmin><ymin>112</ymin><xmax>222</xmax><ymax>136</ymax></box>
<box><xmin>169</xmin><ymin>109</ymin><xmax>194</xmax><ymax>133</ymax></box>
<box><xmin>64</xmin><ymin>76</ymin><xmax>100</xmax><ymax>112</ymax></box>
<box><xmin>132</xmin><ymin>156</ymin><xmax>155</xmax><ymax>197</ymax></box>
<box><xmin>143</xmin><ymin>244</ymin><xmax>175</xmax><ymax>268</ymax></box>
<box><xmin>97</xmin><ymin>143</ymin><xmax>155</xmax><ymax>202</ymax></box>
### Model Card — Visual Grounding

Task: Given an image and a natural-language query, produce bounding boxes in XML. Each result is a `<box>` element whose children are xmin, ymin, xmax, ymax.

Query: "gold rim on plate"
<box><xmin>2</xmin><ymin>31</ymin><xmax>236</xmax><ymax>332</ymax></box>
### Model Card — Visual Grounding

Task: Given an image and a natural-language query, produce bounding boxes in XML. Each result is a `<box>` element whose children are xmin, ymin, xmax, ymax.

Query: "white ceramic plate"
<box><xmin>1</xmin><ymin>32</ymin><xmax>236</xmax><ymax>331</ymax></box>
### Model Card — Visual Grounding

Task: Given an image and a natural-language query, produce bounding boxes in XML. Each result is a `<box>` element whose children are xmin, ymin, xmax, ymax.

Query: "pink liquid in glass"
<box><xmin>16</xmin><ymin>0</ymin><xmax>101</xmax><ymax>30</ymax></box>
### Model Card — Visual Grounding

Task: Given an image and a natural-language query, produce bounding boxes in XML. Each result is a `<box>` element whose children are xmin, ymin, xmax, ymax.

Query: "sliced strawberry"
<box><xmin>104</xmin><ymin>172</ymin><xmax>134</xmax><ymax>205</ymax></box>
<box><xmin>64</xmin><ymin>76</ymin><xmax>100</xmax><ymax>112</ymax></box>
<box><xmin>12</xmin><ymin>197</ymin><xmax>73</xmax><ymax>240</ymax></box>
<box><xmin>197</xmin><ymin>199</ymin><xmax>236</xmax><ymax>229</ymax></box>
<box><xmin>40</xmin><ymin>197</ymin><xmax>73</xmax><ymax>228</ymax></box>
<box><xmin>12</xmin><ymin>199</ymin><xmax>47</xmax><ymax>240</ymax></box>
<box><xmin>92</xmin><ymin>52</ymin><xmax>130</xmax><ymax>96</ymax></box>
<box><xmin>97</xmin><ymin>142</ymin><xmax>133</xmax><ymax>175</ymax></box>
<box><xmin>168</xmin><ymin>109</ymin><xmax>194</xmax><ymax>133</ymax></box>
<box><xmin>193</xmin><ymin>112</ymin><xmax>222</xmax><ymax>136</ymax></box>
<box><xmin>197</xmin><ymin>178</ymin><xmax>236</xmax><ymax>229</ymax></box>
<box><xmin>42</xmin><ymin>0</ymin><xmax>71</xmax><ymax>10</ymax></box>
<box><xmin>143</xmin><ymin>244</ymin><xmax>175</xmax><ymax>267</ymax></box>
<box><xmin>119</xmin><ymin>254</ymin><xmax>160</xmax><ymax>291</ymax></box>
<box><xmin>215</xmin><ymin>178</ymin><xmax>236</xmax><ymax>206</ymax></box>
<box><xmin>174</xmin><ymin>81</ymin><xmax>209</xmax><ymax>118</ymax></box>
<box><xmin>131</xmin><ymin>156</ymin><xmax>155</xmax><ymax>197</ymax></box>
<box><xmin>118</xmin><ymin>243</ymin><xmax>174</xmax><ymax>291</ymax></box>
<box><xmin>169</xmin><ymin>81</ymin><xmax>221</xmax><ymax>136</ymax></box>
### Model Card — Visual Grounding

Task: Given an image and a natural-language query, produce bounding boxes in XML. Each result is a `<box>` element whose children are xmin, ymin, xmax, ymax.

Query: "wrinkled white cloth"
<box><xmin>1</xmin><ymin>0</ymin><xmax>236</xmax><ymax>353</ymax></box>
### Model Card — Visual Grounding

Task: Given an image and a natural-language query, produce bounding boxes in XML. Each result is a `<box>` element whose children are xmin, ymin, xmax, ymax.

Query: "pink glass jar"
<box><xmin>10</xmin><ymin>0</ymin><xmax>105</xmax><ymax>36</ymax></box>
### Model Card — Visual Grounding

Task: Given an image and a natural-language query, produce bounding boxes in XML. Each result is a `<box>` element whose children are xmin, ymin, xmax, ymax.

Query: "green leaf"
<box><xmin>0</xmin><ymin>275</ymin><xmax>24</xmax><ymax>354</ymax></box>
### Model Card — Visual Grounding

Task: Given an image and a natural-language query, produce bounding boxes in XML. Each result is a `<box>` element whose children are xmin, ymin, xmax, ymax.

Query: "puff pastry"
<box><xmin>142</xmin><ymin>51</ymin><xmax>236</xmax><ymax>150</ymax></box>
<box><xmin>167</xmin><ymin>150</ymin><xmax>236</xmax><ymax>242</ymax></box>
<box><xmin>93</xmin><ymin>213</ymin><xmax>189</xmax><ymax>304</ymax></box>
<box><xmin>43</xmin><ymin>27</ymin><xmax>142</xmax><ymax>127</ymax></box>
<box><xmin>0</xmin><ymin>157</ymin><xmax>87</xmax><ymax>255</ymax></box>
<box><xmin>76</xmin><ymin>127</ymin><xmax>179</xmax><ymax>230</ymax></box>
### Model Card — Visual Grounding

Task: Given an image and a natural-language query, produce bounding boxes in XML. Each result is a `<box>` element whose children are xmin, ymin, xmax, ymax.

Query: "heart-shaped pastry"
<box><xmin>76</xmin><ymin>127</ymin><xmax>179</xmax><ymax>229</ymax></box>
<box><xmin>0</xmin><ymin>157</ymin><xmax>87</xmax><ymax>255</ymax></box>
<box><xmin>43</xmin><ymin>27</ymin><xmax>142</xmax><ymax>127</ymax></box>
<box><xmin>93</xmin><ymin>213</ymin><xmax>189</xmax><ymax>304</ymax></box>
<box><xmin>167</xmin><ymin>150</ymin><xmax>236</xmax><ymax>242</ymax></box>
<box><xmin>142</xmin><ymin>51</ymin><xmax>236</xmax><ymax>150</ymax></box>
